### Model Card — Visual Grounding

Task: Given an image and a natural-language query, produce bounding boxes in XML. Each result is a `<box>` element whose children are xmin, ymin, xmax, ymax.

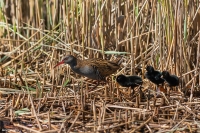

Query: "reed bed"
<box><xmin>0</xmin><ymin>0</ymin><xmax>199</xmax><ymax>132</ymax></box>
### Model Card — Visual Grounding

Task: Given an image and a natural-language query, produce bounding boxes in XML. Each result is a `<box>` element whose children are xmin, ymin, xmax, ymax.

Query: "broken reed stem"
<box><xmin>66</xmin><ymin>111</ymin><xmax>81</xmax><ymax>133</ymax></box>
<box><xmin>130</xmin><ymin>116</ymin><xmax>152</xmax><ymax>133</ymax></box>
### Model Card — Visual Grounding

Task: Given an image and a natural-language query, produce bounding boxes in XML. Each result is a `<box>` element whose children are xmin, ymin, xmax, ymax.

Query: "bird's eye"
<box><xmin>63</xmin><ymin>57</ymin><xmax>68</xmax><ymax>60</ymax></box>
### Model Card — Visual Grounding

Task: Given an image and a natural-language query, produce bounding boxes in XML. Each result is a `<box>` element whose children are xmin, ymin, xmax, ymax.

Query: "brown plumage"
<box><xmin>54</xmin><ymin>55</ymin><xmax>121</xmax><ymax>81</ymax></box>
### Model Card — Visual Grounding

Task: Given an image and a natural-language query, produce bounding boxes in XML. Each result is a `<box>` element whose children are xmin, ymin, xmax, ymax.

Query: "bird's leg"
<box><xmin>130</xmin><ymin>87</ymin><xmax>135</xmax><ymax>96</ymax></box>
<box><xmin>165</xmin><ymin>84</ymin><xmax>170</xmax><ymax>97</ymax></box>
<box><xmin>138</xmin><ymin>85</ymin><xmax>146</xmax><ymax>102</ymax></box>
<box><xmin>131</xmin><ymin>85</ymin><xmax>144</xmax><ymax>102</ymax></box>
<box><xmin>88</xmin><ymin>78</ymin><xmax>108</xmax><ymax>92</ymax></box>
<box><xmin>169</xmin><ymin>86</ymin><xmax>172</xmax><ymax>96</ymax></box>
<box><xmin>138</xmin><ymin>85</ymin><xmax>143</xmax><ymax>97</ymax></box>
<box><xmin>88</xmin><ymin>80</ymin><xmax>100</xmax><ymax>92</ymax></box>
<box><xmin>134</xmin><ymin>85</ymin><xmax>144</xmax><ymax>107</ymax></box>
<box><xmin>80</xmin><ymin>77</ymin><xmax>86</xmax><ymax>122</ymax></box>
<box><xmin>148</xmin><ymin>89</ymin><xmax>151</xmax><ymax>100</ymax></box>
<box><xmin>136</xmin><ymin>87</ymin><xmax>147</xmax><ymax>101</ymax></box>
<box><xmin>155</xmin><ymin>85</ymin><xmax>161</xmax><ymax>97</ymax></box>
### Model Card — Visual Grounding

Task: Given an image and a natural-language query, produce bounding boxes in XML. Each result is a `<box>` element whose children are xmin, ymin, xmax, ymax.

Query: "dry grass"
<box><xmin>0</xmin><ymin>0</ymin><xmax>200</xmax><ymax>132</ymax></box>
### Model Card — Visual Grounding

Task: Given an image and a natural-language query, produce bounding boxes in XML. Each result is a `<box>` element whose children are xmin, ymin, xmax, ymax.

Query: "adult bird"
<box><xmin>54</xmin><ymin>55</ymin><xmax>122</xmax><ymax>89</ymax></box>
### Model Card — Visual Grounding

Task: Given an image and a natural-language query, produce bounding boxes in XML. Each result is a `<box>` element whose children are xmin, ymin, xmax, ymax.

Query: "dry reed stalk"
<box><xmin>0</xmin><ymin>0</ymin><xmax>200</xmax><ymax>132</ymax></box>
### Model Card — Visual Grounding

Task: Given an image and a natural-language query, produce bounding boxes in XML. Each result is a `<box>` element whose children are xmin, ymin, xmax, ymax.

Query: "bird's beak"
<box><xmin>53</xmin><ymin>61</ymin><xmax>64</xmax><ymax>68</ymax></box>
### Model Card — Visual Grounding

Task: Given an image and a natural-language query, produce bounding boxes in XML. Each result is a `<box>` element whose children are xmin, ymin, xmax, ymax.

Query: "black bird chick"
<box><xmin>116</xmin><ymin>74</ymin><xmax>143</xmax><ymax>88</ymax></box>
<box><xmin>0</xmin><ymin>120</ymin><xmax>4</xmax><ymax>133</ymax></box>
<box><xmin>145</xmin><ymin>66</ymin><xmax>164</xmax><ymax>85</ymax></box>
<box><xmin>162</xmin><ymin>71</ymin><xmax>179</xmax><ymax>87</ymax></box>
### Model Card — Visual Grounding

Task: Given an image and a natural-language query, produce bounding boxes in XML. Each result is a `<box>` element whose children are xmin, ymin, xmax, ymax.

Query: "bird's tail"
<box><xmin>112</xmin><ymin>56</ymin><xmax>124</xmax><ymax>65</ymax></box>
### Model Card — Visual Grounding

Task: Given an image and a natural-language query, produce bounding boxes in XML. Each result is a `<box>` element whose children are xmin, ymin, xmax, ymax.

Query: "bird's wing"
<box><xmin>86</xmin><ymin>58</ymin><xmax>120</xmax><ymax>77</ymax></box>
<box><xmin>154</xmin><ymin>71</ymin><xmax>162</xmax><ymax>80</ymax></box>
